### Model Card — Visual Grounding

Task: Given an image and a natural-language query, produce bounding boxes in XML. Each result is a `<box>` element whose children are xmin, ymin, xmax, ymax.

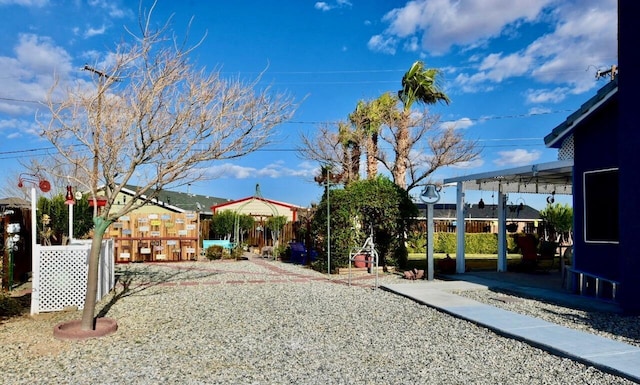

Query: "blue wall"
<box><xmin>617</xmin><ymin>0</ymin><xmax>640</xmax><ymax>313</ymax></box>
<box><xmin>572</xmin><ymin>97</ymin><xmax>619</xmax><ymax>280</ymax></box>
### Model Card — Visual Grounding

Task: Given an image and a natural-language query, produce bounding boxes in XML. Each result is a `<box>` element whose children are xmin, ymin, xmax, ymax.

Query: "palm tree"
<box><xmin>349</xmin><ymin>99</ymin><xmax>383</xmax><ymax>179</ymax></box>
<box><xmin>337</xmin><ymin>121</ymin><xmax>360</xmax><ymax>185</ymax></box>
<box><xmin>393</xmin><ymin>61</ymin><xmax>450</xmax><ymax>189</ymax></box>
<box><xmin>398</xmin><ymin>61</ymin><xmax>450</xmax><ymax>111</ymax></box>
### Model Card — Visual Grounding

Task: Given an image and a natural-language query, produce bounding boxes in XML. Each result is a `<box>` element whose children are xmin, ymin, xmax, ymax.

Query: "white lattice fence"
<box><xmin>31</xmin><ymin>240</ymin><xmax>115</xmax><ymax>314</ymax></box>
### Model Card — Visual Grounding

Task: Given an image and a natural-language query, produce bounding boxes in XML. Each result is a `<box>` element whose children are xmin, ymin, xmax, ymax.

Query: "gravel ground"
<box><xmin>1</xmin><ymin>257</ymin><xmax>638</xmax><ymax>385</ymax></box>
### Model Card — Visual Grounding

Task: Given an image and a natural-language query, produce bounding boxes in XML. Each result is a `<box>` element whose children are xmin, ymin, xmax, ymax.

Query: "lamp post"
<box><xmin>420</xmin><ymin>184</ymin><xmax>441</xmax><ymax>281</ymax></box>
<box><xmin>326</xmin><ymin>165</ymin><xmax>331</xmax><ymax>276</ymax></box>
<box><xmin>65</xmin><ymin>184</ymin><xmax>75</xmax><ymax>242</ymax></box>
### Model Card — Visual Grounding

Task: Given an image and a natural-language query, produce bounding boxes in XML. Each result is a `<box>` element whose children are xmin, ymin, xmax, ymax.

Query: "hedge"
<box><xmin>412</xmin><ymin>233</ymin><xmax>518</xmax><ymax>254</ymax></box>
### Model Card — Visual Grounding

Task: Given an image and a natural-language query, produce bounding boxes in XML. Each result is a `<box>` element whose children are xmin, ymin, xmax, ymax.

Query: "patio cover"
<box><xmin>445</xmin><ymin>159</ymin><xmax>573</xmax><ymax>194</ymax></box>
<box><xmin>443</xmin><ymin>159</ymin><xmax>574</xmax><ymax>273</ymax></box>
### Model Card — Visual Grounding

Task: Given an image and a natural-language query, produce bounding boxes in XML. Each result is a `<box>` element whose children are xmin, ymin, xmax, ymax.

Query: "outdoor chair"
<box><xmin>515</xmin><ymin>234</ymin><xmax>558</xmax><ymax>271</ymax></box>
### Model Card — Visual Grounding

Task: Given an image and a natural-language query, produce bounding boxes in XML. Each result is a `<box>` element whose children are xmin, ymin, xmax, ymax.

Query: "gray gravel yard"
<box><xmin>1</xmin><ymin>257</ymin><xmax>638</xmax><ymax>384</ymax></box>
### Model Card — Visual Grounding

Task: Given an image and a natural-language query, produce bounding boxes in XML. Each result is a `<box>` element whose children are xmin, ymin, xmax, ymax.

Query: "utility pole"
<box><xmin>82</xmin><ymin>65</ymin><xmax>117</xmax><ymax>212</ymax></box>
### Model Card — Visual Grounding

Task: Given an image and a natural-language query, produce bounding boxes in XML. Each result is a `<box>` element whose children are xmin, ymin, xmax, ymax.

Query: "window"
<box><xmin>583</xmin><ymin>168</ymin><xmax>619</xmax><ymax>243</ymax></box>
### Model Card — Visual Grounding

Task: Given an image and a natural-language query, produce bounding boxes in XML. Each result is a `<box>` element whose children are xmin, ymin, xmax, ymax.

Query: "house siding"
<box><xmin>572</xmin><ymin>96</ymin><xmax>620</xmax><ymax>280</ymax></box>
<box><xmin>617</xmin><ymin>0</ymin><xmax>640</xmax><ymax>312</ymax></box>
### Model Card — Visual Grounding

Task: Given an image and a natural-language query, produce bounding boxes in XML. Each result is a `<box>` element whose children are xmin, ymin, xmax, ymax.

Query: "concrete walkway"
<box><xmin>381</xmin><ymin>279</ymin><xmax>640</xmax><ymax>383</ymax></box>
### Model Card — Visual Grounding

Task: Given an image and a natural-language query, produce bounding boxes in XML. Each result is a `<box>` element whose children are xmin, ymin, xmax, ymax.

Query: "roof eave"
<box><xmin>545</xmin><ymin>80</ymin><xmax>618</xmax><ymax>148</ymax></box>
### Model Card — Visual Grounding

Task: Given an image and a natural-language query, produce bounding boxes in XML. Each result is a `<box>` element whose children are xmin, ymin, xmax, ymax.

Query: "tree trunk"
<box><xmin>393</xmin><ymin>113</ymin><xmax>410</xmax><ymax>190</ymax></box>
<box><xmin>80</xmin><ymin>216</ymin><xmax>112</xmax><ymax>330</ymax></box>
<box><xmin>351</xmin><ymin>143</ymin><xmax>361</xmax><ymax>184</ymax></box>
<box><xmin>366</xmin><ymin>133</ymin><xmax>378</xmax><ymax>179</ymax></box>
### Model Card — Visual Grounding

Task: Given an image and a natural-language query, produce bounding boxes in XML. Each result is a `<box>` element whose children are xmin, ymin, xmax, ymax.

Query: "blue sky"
<box><xmin>0</xmin><ymin>0</ymin><xmax>617</xmax><ymax>209</ymax></box>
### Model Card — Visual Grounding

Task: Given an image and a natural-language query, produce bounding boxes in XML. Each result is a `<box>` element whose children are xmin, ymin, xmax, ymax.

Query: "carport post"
<box><xmin>455</xmin><ymin>182</ymin><xmax>465</xmax><ymax>274</ymax></box>
<box><xmin>497</xmin><ymin>185</ymin><xmax>508</xmax><ymax>272</ymax></box>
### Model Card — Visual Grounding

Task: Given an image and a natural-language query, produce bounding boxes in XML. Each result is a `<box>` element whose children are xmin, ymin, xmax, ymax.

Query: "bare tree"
<box><xmin>39</xmin><ymin>4</ymin><xmax>296</xmax><ymax>330</ymax></box>
<box><xmin>1</xmin><ymin>170</ymin><xmax>31</xmax><ymax>200</ymax></box>
<box><xmin>298</xmin><ymin>123</ymin><xmax>353</xmax><ymax>184</ymax></box>
<box><xmin>405</xmin><ymin>123</ymin><xmax>479</xmax><ymax>192</ymax></box>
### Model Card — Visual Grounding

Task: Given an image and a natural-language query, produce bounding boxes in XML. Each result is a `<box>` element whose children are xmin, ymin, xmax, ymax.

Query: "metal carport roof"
<box><xmin>443</xmin><ymin>159</ymin><xmax>573</xmax><ymax>195</ymax></box>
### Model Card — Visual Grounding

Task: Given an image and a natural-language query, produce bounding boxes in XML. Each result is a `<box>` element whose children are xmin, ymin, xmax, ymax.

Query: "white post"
<box><xmin>30</xmin><ymin>187</ymin><xmax>38</xmax><ymax>315</ymax></box>
<box><xmin>31</xmin><ymin>187</ymin><xmax>37</xmax><ymax>249</ymax></box>
<box><xmin>455</xmin><ymin>182</ymin><xmax>466</xmax><ymax>274</ymax></box>
<box><xmin>68</xmin><ymin>203</ymin><xmax>74</xmax><ymax>242</ymax></box>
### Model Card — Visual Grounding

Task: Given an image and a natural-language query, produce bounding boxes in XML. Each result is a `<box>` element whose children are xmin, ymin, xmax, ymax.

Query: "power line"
<box><xmin>284</xmin><ymin>108</ymin><xmax>573</xmax><ymax>126</ymax></box>
<box><xmin>0</xmin><ymin>137</ymin><xmax>548</xmax><ymax>161</ymax></box>
<box><xmin>0</xmin><ymin>96</ymin><xmax>43</xmax><ymax>104</ymax></box>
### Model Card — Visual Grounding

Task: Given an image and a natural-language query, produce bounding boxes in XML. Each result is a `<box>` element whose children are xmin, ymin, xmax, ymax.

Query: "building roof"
<box><xmin>415</xmin><ymin>203</ymin><xmax>540</xmax><ymax>220</ymax></box>
<box><xmin>0</xmin><ymin>197</ymin><xmax>30</xmax><ymax>209</ymax></box>
<box><xmin>211</xmin><ymin>196</ymin><xmax>301</xmax><ymax>212</ymax></box>
<box><xmin>544</xmin><ymin>78</ymin><xmax>618</xmax><ymax>148</ymax></box>
<box><xmin>120</xmin><ymin>185</ymin><xmax>229</xmax><ymax>214</ymax></box>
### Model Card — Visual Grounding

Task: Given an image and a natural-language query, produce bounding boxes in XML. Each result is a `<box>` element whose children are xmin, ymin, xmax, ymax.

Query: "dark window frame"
<box><xmin>583</xmin><ymin>168</ymin><xmax>619</xmax><ymax>243</ymax></box>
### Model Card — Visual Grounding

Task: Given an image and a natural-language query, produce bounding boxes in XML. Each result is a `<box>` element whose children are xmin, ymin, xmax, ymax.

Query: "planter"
<box><xmin>53</xmin><ymin>318</ymin><xmax>118</xmax><ymax>341</ymax></box>
<box><xmin>353</xmin><ymin>254</ymin><xmax>370</xmax><ymax>268</ymax></box>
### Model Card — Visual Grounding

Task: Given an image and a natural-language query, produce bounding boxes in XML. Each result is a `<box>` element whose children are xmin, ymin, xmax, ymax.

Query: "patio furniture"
<box><xmin>515</xmin><ymin>234</ymin><xmax>559</xmax><ymax>271</ymax></box>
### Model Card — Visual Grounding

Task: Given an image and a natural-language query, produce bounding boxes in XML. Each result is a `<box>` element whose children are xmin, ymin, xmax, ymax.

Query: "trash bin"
<box><xmin>289</xmin><ymin>242</ymin><xmax>306</xmax><ymax>264</ymax></box>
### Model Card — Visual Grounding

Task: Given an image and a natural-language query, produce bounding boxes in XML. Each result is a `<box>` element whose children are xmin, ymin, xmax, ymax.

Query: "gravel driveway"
<box><xmin>1</xmin><ymin>256</ymin><xmax>637</xmax><ymax>384</ymax></box>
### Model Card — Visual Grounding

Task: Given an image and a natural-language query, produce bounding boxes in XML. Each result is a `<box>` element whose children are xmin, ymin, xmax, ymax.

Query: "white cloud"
<box><xmin>493</xmin><ymin>149</ymin><xmax>541</xmax><ymax>167</ymax></box>
<box><xmin>84</xmin><ymin>25</ymin><xmax>107</xmax><ymax>38</ymax></box>
<box><xmin>528</xmin><ymin>106</ymin><xmax>551</xmax><ymax>115</ymax></box>
<box><xmin>0</xmin><ymin>0</ymin><xmax>48</xmax><ymax>6</ymax></box>
<box><xmin>374</xmin><ymin>0</ymin><xmax>617</xmax><ymax>99</ymax></box>
<box><xmin>314</xmin><ymin>2</ymin><xmax>330</xmax><ymax>11</ymax></box>
<box><xmin>525</xmin><ymin>87</ymin><xmax>569</xmax><ymax>104</ymax></box>
<box><xmin>87</xmin><ymin>0</ymin><xmax>131</xmax><ymax>19</ymax></box>
<box><xmin>442</xmin><ymin>117</ymin><xmax>474</xmax><ymax>130</ymax></box>
<box><xmin>450</xmin><ymin>158</ymin><xmax>484</xmax><ymax>169</ymax></box>
<box><xmin>314</xmin><ymin>0</ymin><xmax>351</xmax><ymax>12</ymax></box>
<box><xmin>0</xmin><ymin>34</ymin><xmax>75</xmax><ymax>117</ymax></box>
<box><xmin>206</xmin><ymin>161</ymin><xmax>317</xmax><ymax>179</ymax></box>
<box><xmin>367</xmin><ymin>35</ymin><xmax>396</xmax><ymax>55</ymax></box>
<box><xmin>0</xmin><ymin>117</ymin><xmax>40</xmax><ymax>138</ymax></box>
<box><xmin>376</xmin><ymin>0</ymin><xmax>554</xmax><ymax>55</ymax></box>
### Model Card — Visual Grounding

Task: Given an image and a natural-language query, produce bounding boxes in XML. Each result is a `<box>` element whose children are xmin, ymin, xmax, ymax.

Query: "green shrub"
<box><xmin>434</xmin><ymin>233</ymin><xmax>457</xmax><ymax>253</ymax></box>
<box><xmin>311</xmin><ymin>176</ymin><xmax>417</xmax><ymax>272</ymax></box>
<box><xmin>231</xmin><ymin>246</ymin><xmax>244</xmax><ymax>260</ymax></box>
<box><xmin>0</xmin><ymin>292</ymin><xmax>22</xmax><ymax>317</ymax></box>
<box><xmin>416</xmin><ymin>232</ymin><xmax>520</xmax><ymax>254</ymax></box>
<box><xmin>205</xmin><ymin>245</ymin><xmax>224</xmax><ymax>260</ymax></box>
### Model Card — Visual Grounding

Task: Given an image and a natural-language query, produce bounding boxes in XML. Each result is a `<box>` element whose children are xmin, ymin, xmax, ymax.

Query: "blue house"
<box><xmin>444</xmin><ymin>1</ymin><xmax>640</xmax><ymax>313</ymax></box>
<box><xmin>543</xmin><ymin>0</ymin><xmax>640</xmax><ymax>313</ymax></box>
